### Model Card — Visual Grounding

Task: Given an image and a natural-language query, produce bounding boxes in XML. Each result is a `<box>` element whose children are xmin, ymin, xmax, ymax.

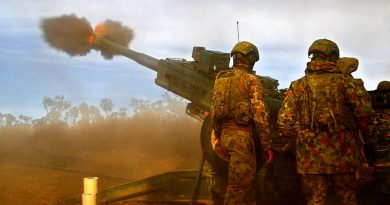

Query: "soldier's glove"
<box><xmin>214</xmin><ymin>129</ymin><xmax>221</xmax><ymax>139</ymax></box>
<box><xmin>365</xmin><ymin>144</ymin><xmax>377</xmax><ymax>167</ymax></box>
<box><xmin>212</xmin><ymin>118</ymin><xmax>222</xmax><ymax>139</ymax></box>
<box><xmin>277</xmin><ymin>137</ymin><xmax>296</xmax><ymax>160</ymax></box>
<box><xmin>266</xmin><ymin>149</ymin><xmax>274</xmax><ymax>165</ymax></box>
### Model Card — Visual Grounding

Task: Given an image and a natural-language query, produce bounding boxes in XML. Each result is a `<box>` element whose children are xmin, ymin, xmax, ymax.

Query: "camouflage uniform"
<box><xmin>277</xmin><ymin>60</ymin><xmax>374</xmax><ymax>205</ymax></box>
<box><xmin>377</xmin><ymin>113</ymin><xmax>390</xmax><ymax>140</ymax></box>
<box><xmin>374</xmin><ymin>81</ymin><xmax>390</xmax><ymax>163</ymax></box>
<box><xmin>212</xmin><ymin>41</ymin><xmax>272</xmax><ymax>205</ymax></box>
<box><xmin>213</xmin><ymin>65</ymin><xmax>271</xmax><ymax>205</ymax></box>
<box><xmin>375</xmin><ymin>112</ymin><xmax>390</xmax><ymax>162</ymax></box>
<box><xmin>337</xmin><ymin>57</ymin><xmax>373</xmax><ymax>165</ymax></box>
<box><xmin>300</xmin><ymin>173</ymin><xmax>358</xmax><ymax>205</ymax></box>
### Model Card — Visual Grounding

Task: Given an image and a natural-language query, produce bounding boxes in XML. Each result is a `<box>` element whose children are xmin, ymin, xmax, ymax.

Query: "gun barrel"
<box><xmin>99</xmin><ymin>38</ymin><xmax>159</xmax><ymax>72</ymax></box>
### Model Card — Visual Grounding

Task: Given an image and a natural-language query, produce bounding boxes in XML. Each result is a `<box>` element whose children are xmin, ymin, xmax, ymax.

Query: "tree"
<box><xmin>118</xmin><ymin>107</ymin><xmax>128</xmax><ymax>120</ymax></box>
<box><xmin>32</xmin><ymin>118</ymin><xmax>46</xmax><ymax>128</ymax></box>
<box><xmin>0</xmin><ymin>113</ymin><xmax>3</xmax><ymax>126</ymax></box>
<box><xmin>130</xmin><ymin>92</ymin><xmax>187</xmax><ymax>120</ymax></box>
<box><xmin>68</xmin><ymin>106</ymin><xmax>80</xmax><ymax>126</ymax></box>
<box><xmin>3</xmin><ymin>113</ymin><xmax>16</xmax><ymax>127</ymax></box>
<box><xmin>89</xmin><ymin>105</ymin><xmax>103</xmax><ymax>123</ymax></box>
<box><xmin>160</xmin><ymin>92</ymin><xmax>187</xmax><ymax>118</ymax></box>
<box><xmin>79</xmin><ymin>103</ymin><xmax>90</xmax><ymax>124</ymax></box>
<box><xmin>43</xmin><ymin>97</ymin><xmax>55</xmax><ymax>114</ymax></box>
<box><xmin>18</xmin><ymin>115</ymin><xmax>32</xmax><ymax>125</ymax></box>
<box><xmin>109</xmin><ymin>112</ymin><xmax>119</xmax><ymax>119</ymax></box>
<box><xmin>42</xmin><ymin>95</ymin><xmax>71</xmax><ymax>123</ymax></box>
<box><xmin>130</xmin><ymin>98</ymin><xmax>152</xmax><ymax>114</ymax></box>
<box><xmin>100</xmin><ymin>98</ymin><xmax>113</xmax><ymax>118</ymax></box>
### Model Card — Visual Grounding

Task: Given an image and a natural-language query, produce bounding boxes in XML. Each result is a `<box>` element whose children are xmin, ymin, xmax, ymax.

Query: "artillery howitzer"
<box><xmin>42</xmin><ymin>15</ymin><xmax>389</xmax><ymax>205</ymax></box>
<box><xmin>88</xmin><ymin>33</ymin><xmax>297</xmax><ymax>205</ymax></box>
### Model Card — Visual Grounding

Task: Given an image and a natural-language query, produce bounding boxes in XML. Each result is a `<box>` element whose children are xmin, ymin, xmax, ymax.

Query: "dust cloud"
<box><xmin>0</xmin><ymin>105</ymin><xmax>202</xmax><ymax>204</ymax></box>
<box><xmin>41</xmin><ymin>14</ymin><xmax>134</xmax><ymax>59</ymax></box>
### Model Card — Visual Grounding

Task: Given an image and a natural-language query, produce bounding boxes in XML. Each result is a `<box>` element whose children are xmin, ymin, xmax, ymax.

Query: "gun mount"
<box><xmin>96</xmin><ymin>38</ymin><xmax>281</xmax><ymax>122</ymax></box>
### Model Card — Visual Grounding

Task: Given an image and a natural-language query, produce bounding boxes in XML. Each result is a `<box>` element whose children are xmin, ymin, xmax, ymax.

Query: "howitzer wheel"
<box><xmin>200</xmin><ymin>97</ymin><xmax>283</xmax><ymax>175</ymax></box>
<box><xmin>200</xmin><ymin>115</ymin><xmax>229</xmax><ymax>176</ymax></box>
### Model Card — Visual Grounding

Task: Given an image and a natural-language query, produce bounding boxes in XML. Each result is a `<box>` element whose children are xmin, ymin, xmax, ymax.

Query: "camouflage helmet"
<box><xmin>377</xmin><ymin>81</ymin><xmax>390</xmax><ymax>91</ymax></box>
<box><xmin>308</xmin><ymin>39</ymin><xmax>340</xmax><ymax>58</ymax></box>
<box><xmin>231</xmin><ymin>41</ymin><xmax>259</xmax><ymax>62</ymax></box>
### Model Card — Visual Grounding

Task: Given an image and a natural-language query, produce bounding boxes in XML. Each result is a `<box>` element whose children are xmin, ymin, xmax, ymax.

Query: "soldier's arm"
<box><xmin>243</xmin><ymin>74</ymin><xmax>272</xmax><ymax>151</ymax></box>
<box><xmin>345</xmin><ymin>77</ymin><xmax>375</xmax><ymax>144</ymax></box>
<box><xmin>277</xmin><ymin>82</ymin><xmax>298</xmax><ymax>139</ymax></box>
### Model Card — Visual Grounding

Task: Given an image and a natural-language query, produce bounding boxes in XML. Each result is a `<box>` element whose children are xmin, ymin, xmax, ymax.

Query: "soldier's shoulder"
<box><xmin>344</xmin><ymin>77</ymin><xmax>367</xmax><ymax>91</ymax></box>
<box><xmin>216</xmin><ymin>70</ymin><xmax>234</xmax><ymax>79</ymax></box>
<box><xmin>351</xmin><ymin>78</ymin><xmax>365</xmax><ymax>86</ymax></box>
<box><xmin>290</xmin><ymin>76</ymin><xmax>306</xmax><ymax>88</ymax></box>
<box><xmin>242</xmin><ymin>72</ymin><xmax>259</xmax><ymax>82</ymax></box>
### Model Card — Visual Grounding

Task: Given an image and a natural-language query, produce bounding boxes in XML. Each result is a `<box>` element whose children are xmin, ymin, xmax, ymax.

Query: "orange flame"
<box><xmin>95</xmin><ymin>23</ymin><xmax>108</xmax><ymax>38</ymax></box>
<box><xmin>87</xmin><ymin>35</ymin><xmax>94</xmax><ymax>45</ymax></box>
<box><xmin>86</xmin><ymin>23</ymin><xmax>109</xmax><ymax>45</ymax></box>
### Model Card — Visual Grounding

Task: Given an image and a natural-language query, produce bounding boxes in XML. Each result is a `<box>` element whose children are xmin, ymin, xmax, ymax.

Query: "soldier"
<box><xmin>212</xmin><ymin>41</ymin><xmax>273</xmax><ymax>205</ymax></box>
<box><xmin>374</xmin><ymin>81</ymin><xmax>390</xmax><ymax>163</ymax></box>
<box><xmin>277</xmin><ymin>39</ymin><xmax>375</xmax><ymax>205</ymax></box>
<box><xmin>377</xmin><ymin>81</ymin><xmax>390</xmax><ymax>91</ymax></box>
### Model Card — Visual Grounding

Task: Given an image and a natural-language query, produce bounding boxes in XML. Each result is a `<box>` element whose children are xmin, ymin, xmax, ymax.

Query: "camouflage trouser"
<box><xmin>301</xmin><ymin>173</ymin><xmax>358</xmax><ymax>205</ymax></box>
<box><xmin>220</xmin><ymin>129</ymin><xmax>257</xmax><ymax>205</ymax></box>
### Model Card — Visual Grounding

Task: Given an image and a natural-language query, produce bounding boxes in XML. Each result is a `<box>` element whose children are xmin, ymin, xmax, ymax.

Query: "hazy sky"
<box><xmin>1</xmin><ymin>0</ymin><xmax>389</xmax><ymax>118</ymax></box>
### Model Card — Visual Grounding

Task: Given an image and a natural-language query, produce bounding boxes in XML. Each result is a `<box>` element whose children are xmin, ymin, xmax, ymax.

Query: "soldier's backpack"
<box><xmin>336</xmin><ymin>57</ymin><xmax>358</xmax><ymax>75</ymax></box>
<box><xmin>212</xmin><ymin>70</ymin><xmax>251</xmax><ymax>124</ymax></box>
<box><xmin>303</xmin><ymin>73</ymin><xmax>354</xmax><ymax>131</ymax></box>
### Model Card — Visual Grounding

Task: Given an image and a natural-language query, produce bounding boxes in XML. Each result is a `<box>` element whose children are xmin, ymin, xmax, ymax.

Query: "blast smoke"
<box><xmin>99</xmin><ymin>20</ymin><xmax>134</xmax><ymax>60</ymax></box>
<box><xmin>41</xmin><ymin>14</ymin><xmax>93</xmax><ymax>56</ymax></box>
<box><xmin>41</xmin><ymin>14</ymin><xmax>134</xmax><ymax>59</ymax></box>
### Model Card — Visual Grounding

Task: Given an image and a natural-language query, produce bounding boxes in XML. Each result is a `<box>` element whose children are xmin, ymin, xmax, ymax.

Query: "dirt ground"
<box><xmin>0</xmin><ymin>124</ymin><xmax>203</xmax><ymax>205</ymax></box>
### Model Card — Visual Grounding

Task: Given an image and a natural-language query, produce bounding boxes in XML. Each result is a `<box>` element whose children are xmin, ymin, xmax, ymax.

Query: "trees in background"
<box><xmin>18</xmin><ymin>115</ymin><xmax>32</xmax><ymax>125</ymax></box>
<box><xmin>0</xmin><ymin>92</ymin><xmax>201</xmax><ymax>162</ymax></box>
<box><xmin>0</xmin><ymin>92</ymin><xmax>188</xmax><ymax>127</ymax></box>
<box><xmin>0</xmin><ymin>113</ymin><xmax>32</xmax><ymax>127</ymax></box>
<box><xmin>130</xmin><ymin>92</ymin><xmax>187</xmax><ymax>120</ymax></box>
<box><xmin>42</xmin><ymin>96</ymin><xmax>71</xmax><ymax>124</ymax></box>
<box><xmin>2</xmin><ymin>113</ymin><xmax>16</xmax><ymax>127</ymax></box>
<box><xmin>100</xmin><ymin>98</ymin><xmax>113</xmax><ymax>118</ymax></box>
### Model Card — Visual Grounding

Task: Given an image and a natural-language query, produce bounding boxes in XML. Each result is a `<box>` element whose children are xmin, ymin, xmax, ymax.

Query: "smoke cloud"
<box><xmin>40</xmin><ymin>14</ymin><xmax>134</xmax><ymax>60</ymax></box>
<box><xmin>99</xmin><ymin>19</ymin><xmax>134</xmax><ymax>59</ymax></box>
<box><xmin>41</xmin><ymin>14</ymin><xmax>93</xmax><ymax>56</ymax></box>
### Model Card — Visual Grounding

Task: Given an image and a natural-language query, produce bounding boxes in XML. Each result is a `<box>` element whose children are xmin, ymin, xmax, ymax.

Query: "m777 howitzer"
<box><xmin>42</xmin><ymin>15</ymin><xmax>289</xmax><ymax>205</ymax></box>
<box><xmin>43</xmin><ymin>16</ymin><xmax>389</xmax><ymax>205</ymax></box>
<box><xmin>91</xmin><ymin>36</ymin><xmax>286</xmax><ymax>186</ymax></box>
<box><xmin>91</xmin><ymin>35</ymin><xmax>284</xmax><ymax>176</ymax></box>
<box><xmin>73</xmin><ymin>38</ymin><xmax>390</xmax><ymax>205</ymax></box>
<box><xmin>93</xmin><ymin>37</ymin><xmax>282</xmax><ymax>122</ymax></box>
